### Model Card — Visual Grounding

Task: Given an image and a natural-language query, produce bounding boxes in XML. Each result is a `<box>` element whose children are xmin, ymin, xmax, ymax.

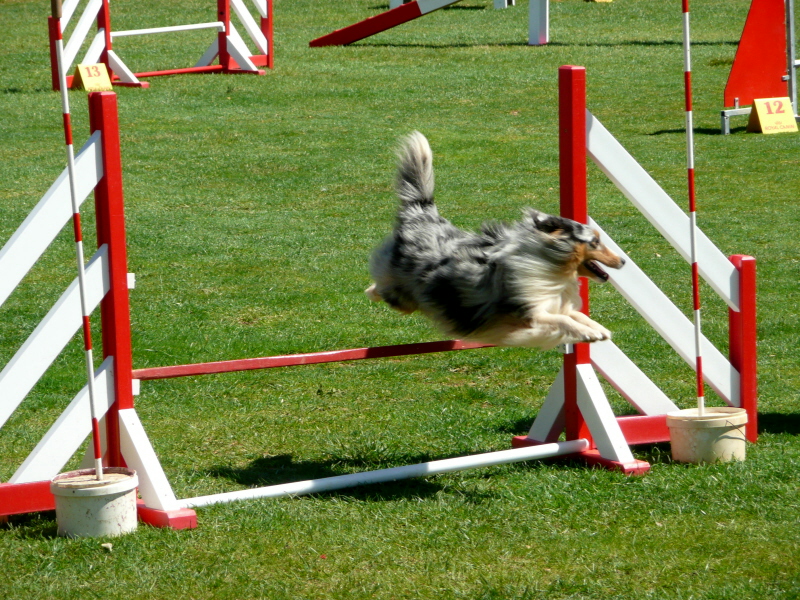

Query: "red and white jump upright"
<box><xmin>514</xmin><ymin>66</ymin><xmax>758</xmax><ymax>461</ymax></box>
<box><xmin>0</xmin><ymin>67</ymin><xmax>758</xmax><ymax>529</ymax></box>
<box><xmin>48</xmin><ymin>0</ymin><xmax>273</xmax><ymax>90</ymax></box>
<box><xmin>309</xmin><ymin>0</ymin><xmax>550</xmax><ymax>47</ymax></box>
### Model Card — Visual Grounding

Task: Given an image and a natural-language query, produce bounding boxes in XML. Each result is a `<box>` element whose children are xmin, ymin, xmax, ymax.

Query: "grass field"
<box><xmin>1</xmin><ymin>0</ymin><xmax>799</xmax><ymax>598</ymax></box>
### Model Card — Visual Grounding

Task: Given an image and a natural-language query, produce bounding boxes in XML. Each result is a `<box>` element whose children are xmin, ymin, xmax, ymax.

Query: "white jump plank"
<box><xmin>176</xmin><ymin>439</ymin><xmax>590</xmax><ymax>508</ymax></box>
<box><xmin>119</xmin><ymin>409</ymin><xmax>180</xmax><ymax>511</ymax></box>
<box><xmin>586</xmin><ymin>111</ymin><xmax>739</xmax><ymax>311</ymax></box>
<box><xmin>591</xmin><ymin>219</ymin><xmax>740</xmax><ymax>406</ymax></box>
<box><xmin>63</xmin><ymin>0</ymin><xmax>103</xmax><ymax>72</ymax></box>
<box><xmin>111</xmin><ymin>22</ymin><xmax>225</xmax><ymax>38</ymax></box>
<box><xmin>9</xmin><ymin>358</ymin><xmax>115</xmax><ymax>484</ymax></box>
<box><xmin>0</xmin><ymin>246</ymin><xmax>110</xmax><ymax>429</ymax></box>
<box><xmin>0</xmin><ymin>131</ymin><xmax>102</xmax><ymax>309</ymax></box>
<box><xmin>195</xmin><ymin>38</ymin><xmax>220</xmax><ymax>68</ymax></box>
<box><xmin>590</xmin><ymin>340</ymin><xmax>679</xmax><ymax>415</ymax></box>
<box><xmin>251</xmin><ymin>0</ymin><xmax>268</xmax><ymax>19</ymax></box>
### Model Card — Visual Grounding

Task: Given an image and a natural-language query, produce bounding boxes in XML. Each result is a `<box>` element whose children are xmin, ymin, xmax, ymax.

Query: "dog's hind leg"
<box><xmin>365</xmin><ymin>284</ymin><xmax>382</xmax><ymax>302</ymax></box>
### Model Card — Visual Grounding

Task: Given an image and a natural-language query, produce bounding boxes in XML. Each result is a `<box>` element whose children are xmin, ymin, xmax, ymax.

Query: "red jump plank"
<box><xmin>310</xmin><ymin>2</ymin><xmax>424</xmax><ymax>47</ymax></box>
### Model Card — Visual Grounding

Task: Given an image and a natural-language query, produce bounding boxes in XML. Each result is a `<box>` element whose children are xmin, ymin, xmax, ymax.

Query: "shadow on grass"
<box><xmin>649</xmin><ymin>127</ymin><xmax>729</xmax><ymax>136</ymax></box>
<box><xmin>205</xmin><ymin>447</ymin><xmax>566</xmax><ymax>501</ymax></box>
<box><xmin>1</xmin><ymin>511</ymin><xmax>59</xmax><ymax>539</ymax></box>
<box><xmin>368</xmin><ymin>3</ymin><xmax>486</xmax><ymax>9</ymax></box>
<box><xmin>758</xmin><ymin>413</ymin><xmax>800</xmax><ymax>436</ymax></box>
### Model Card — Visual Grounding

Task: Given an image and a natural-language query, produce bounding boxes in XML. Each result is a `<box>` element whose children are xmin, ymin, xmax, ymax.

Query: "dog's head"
<box><xmin>519</xmin><ymin>209</ymin><xmax>625</xmax><ymax>283</ymax></box>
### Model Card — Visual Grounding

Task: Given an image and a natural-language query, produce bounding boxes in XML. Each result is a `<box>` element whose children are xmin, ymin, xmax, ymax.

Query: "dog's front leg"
<box><xmin>568</xmin><ymin>311</ymin><xmax>611</xmax><ymax>340</ymax></box>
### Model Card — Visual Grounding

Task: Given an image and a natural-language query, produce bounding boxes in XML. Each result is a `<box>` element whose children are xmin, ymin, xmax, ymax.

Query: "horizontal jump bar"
<box><xmin>132</xmin><ymin>340</ymin><xmax>493</xmax><ymax>380</ymax></box>
<box><xmin>111</xmin><ymin>22</ymin><xmax>225</xmax><ymax>38</ymax></box>
<box><xmin>176</xmin><ymin>438</ymin><xmax>590</xmax><ymax>508</ymax></box>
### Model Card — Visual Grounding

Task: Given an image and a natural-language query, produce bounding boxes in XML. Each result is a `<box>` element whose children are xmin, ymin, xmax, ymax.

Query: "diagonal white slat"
<box><xmin>106</xmin><ymin>49</ymin><xmax>141</xmax><ymax>85</ymax></box>
<box><xmin>526</xmin><ymin>367</ymin><xmax>565</xmax><ymax>442</ymax></box>
<box><xmin>195</xmin><ymin>38</ymin><xmax>219</xmax><ymax>67</ymax></box>
<box><xmin>63</xmin><ymin>0</ymin><xmax>103</xmax><ymax>72</ymax></box>
<box><xmin>226</xmin><ymin>23</ymin><xmax>259</xmax><ymax>71</ymax></box>
<box><xmin>576</xmin><ymin>364</ymin><xmax>635</xmax><ymax>463</ymax></box>
<box><xmin>0</xmin><ymin>131</ymin><xmax>102</xmax><ymax>309</ymax></box>
<box><xmin>590</xmin><ymin>340</ymin><xmax>679</xmax><ymax>415</ymax></box>
<box><xmin>251</xmin><ymin>0</ymin><xmax>268</xmax><ymax>19</ymax></box>
<box><xmin>231</xmin><ymin>0</ymin><xmax>268</xmax><ymax>54</ymax></box>
<box><xmin>119</xmin><ymin>409</ymin><xmax>180</xmax><ymax>511</ymax></box>
<box><xmin>586</xmin><ymin>111</ymin><xmax>739</xmax><ymax>311</ymax></box>
<box><xmin>9</xmin><ymin>357</ymin><xmax>115</xmax><ymax>484</ymax></box>
<box><xmin>591</xmin><ymin>219</ymin><xmax>740</xmax><ymax>407</ymax></box>
<box><xmin>80</xmin><ymin>28</ymin><xmax>107</xmax><ymax>66</ymax></box>
<box><xmin>0</xmin><ymin>245</ymin><xmax>110</xmax><ymax>429</ymax></box>
<box><xmin>61</xmin><ymin>0</ymin><xmax>82</xmax><ymax>29</ymax></box>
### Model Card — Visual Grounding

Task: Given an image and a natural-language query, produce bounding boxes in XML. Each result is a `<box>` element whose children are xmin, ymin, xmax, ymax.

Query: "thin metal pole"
<box><xmin>176</xmin><ymin>439</ymin><xmax>591</xmax><ymax>508</ymax></box>
<box><xmin>788</xmin><ymin>0</ymin><xmax>798</xmax><ymax>117</ymax></box>
<box><xmin>682</xmin><ymin>0</ymin><xmax>705</xmax><ymax>416</ymax></box>
<box><xmin>51</xmin><ymin>0</ymin><xmax>104</xmax><ymax>480</ymax></box>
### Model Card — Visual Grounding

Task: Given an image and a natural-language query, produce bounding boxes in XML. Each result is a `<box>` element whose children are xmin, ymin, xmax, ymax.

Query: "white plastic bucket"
<box><xmin>666</xmin><ymin>407</ymin><xmax>748</xmax><ymax>464</ymax></box>
<box><xmin>50</xmin><ymin>468</ymin><xmax>138</xmax><ymax>538</ymax></box>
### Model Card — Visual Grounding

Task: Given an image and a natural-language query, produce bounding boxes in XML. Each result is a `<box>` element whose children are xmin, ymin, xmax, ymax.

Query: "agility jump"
<box><xmin>0</xmin><ymin>66</ymin><xmax>756</xmax><ymax>528</ymax></box>
<box><xmin>310</xmin><ymin>0</ymin><xmax>550</xmax><ymax>47</ymax></box>
<box><xmin>48</xmin><ymin>0</ymin><xmax>273</xmax><ymax>90</ymax></box>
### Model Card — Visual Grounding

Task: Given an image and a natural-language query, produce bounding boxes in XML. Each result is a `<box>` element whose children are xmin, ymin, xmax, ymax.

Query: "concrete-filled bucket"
<box><xmin>50</xmin><ymin>468</ymin><xmax>138</xmax><ymax>538</ymax></box>
<box><xmin>666</xmin><ymin>407</ymin><xmax>748</xmax><ymax>464</ymax></box>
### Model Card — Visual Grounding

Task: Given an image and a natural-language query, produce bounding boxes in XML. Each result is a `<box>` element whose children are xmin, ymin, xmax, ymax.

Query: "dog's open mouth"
<box><xmin>583</xmin><ymin>260</ymin><xmax>609</xmax><ymax>282</ymax></box>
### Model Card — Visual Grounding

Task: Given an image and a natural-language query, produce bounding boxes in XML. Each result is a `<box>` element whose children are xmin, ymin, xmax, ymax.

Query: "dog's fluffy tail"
<box><xmin>396</xmin><ymin>131</ymin><xmax>434</xmax><ymax>207</ymax></box>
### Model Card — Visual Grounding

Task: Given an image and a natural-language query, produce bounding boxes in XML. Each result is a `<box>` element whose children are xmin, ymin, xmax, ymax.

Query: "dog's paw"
<box><xmin>365</xmin><ymin>284</ymin><xmax>382</xmax><ymax>302</ymax></box>
<box><xmin>578</xmin><ymin>328</ymin><xmax>609</xmax><ymax>344</ymax></box>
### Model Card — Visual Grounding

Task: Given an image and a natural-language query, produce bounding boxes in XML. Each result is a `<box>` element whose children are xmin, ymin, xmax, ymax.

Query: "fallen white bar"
<box><xmin>112</xmin><ymin>22</ymin><xmax>225</xmax><ymax>38</ymax></box>
<box><xmin>178</xmin><ymin>438</ymin><xmax>590</xmax><ymax>508</ymax></box>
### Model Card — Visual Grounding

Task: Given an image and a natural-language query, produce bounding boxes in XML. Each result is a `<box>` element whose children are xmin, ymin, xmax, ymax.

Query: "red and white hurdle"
<box><xmin>309</xmin><ymin>0</ymin><xmax>551</xmax><ymax>48</ymax></box>
<box><xmin>48</xmin><ymin>0</ymin><xmax>273</xmax><ymax>90</ymax></box>
<box><xmin>0</xmin><ymin>66</ymin><xmax>757</xmax><ymax>529</ymax></box>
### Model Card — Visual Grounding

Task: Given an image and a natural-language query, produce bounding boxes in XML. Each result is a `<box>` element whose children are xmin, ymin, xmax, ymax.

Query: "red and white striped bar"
<box><xmin>51</xmin><ymin>0</ymin><xmax>104</xmax><ymax>479</ymax></box>
<box><xmin>682</xmin><ymin>0</ymin><xmax>705</xmax><ymax>415</ymax></box>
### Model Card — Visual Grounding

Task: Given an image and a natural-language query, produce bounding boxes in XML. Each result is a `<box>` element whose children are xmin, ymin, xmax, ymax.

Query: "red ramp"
<box><xmin>310</xmin><ymin>0</ymin><xmax>462</xmax><ymax>47</ymax></box>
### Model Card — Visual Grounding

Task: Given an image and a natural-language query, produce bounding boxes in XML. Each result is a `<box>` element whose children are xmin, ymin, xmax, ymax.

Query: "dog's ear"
<box><xmin>522</xmin><ymin>209</ymin><xmax>569</xmax><ymax>234</ymax></box>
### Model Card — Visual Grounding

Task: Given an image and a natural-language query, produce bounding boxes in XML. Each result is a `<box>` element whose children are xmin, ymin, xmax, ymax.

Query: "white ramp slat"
<box><xmin>81</xmin><ymin>29</ymin><xmax>107</xmax><ymax>66</ymax></box>
<box><xmin>226</xmin><ymin>23</ymin><xmax>259</xmax><ymax>71</ymax></box>
<box><xmin>9</xmin><ymin>357</ymin><xmax>115</xmax><ymax>484</ymax></box>
<box><xmin>591</xmin><ymin>219</ymin><xmax>740</xmax><ymax>406</ymax></box>
<box><xmin>526</xmin><ymin>367</ymin><xmax>565</xmax><ymax>442</ymax></box>
<box><xmin>586</xmin><ymin>111</ymin><xmax>740</xmax><ymax>311</ymax></box>
<box><xmin>61</xmin><ymin>0</ymin><xmax>82</xmax><ymax>29</ymax></box>
<box><xmin>576</xmin><ymin>364</ymin><xmax>635</xmax><ymax>463</ymax></box>
<box><xmin>231</xmin><ymin>0</ymin><xmax>268</xmax><ymax>54</ymax></box>
<box><xmin>63</xmin><ymin>0</ymin><xmax>103</xmax><ymax>72</ymax></box>
<box><xmin>106</xmin><ymin>49</ymin><xmax>141</xmax><ymax>85</ymax></box>
<box><xmin>0</xmin><ymin>246</ymin><xmax>110</xmax><ymax>429</ymax></box>
<box><xmin>118</xmin><ymin>408</ymin><xmax>180</xmax><ymax>511</ymax></box>
<box><xmin>590</xmin><ymin>340</ymin><xmax>679</xmax><ymax>415</ymax></box>
<box><xmin>0</xmin><ymin>131</ymin><xmax>102</xmax><ymax>309</ymax></box>
<box><xmin>176</xmin><ymin>439</ymin><xmax>591</xmax><ymax>509</ymax></box>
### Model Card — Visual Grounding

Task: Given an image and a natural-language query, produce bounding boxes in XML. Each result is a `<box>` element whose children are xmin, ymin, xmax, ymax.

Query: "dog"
<box><xmin>365</xmin><ymin>132</ymin><xmax>625</xmax><ymax>351</ymax></box>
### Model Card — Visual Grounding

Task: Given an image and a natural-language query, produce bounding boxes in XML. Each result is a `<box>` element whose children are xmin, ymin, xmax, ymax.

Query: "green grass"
<box><xmin>1</xmin><ymin>0</ymin><xmax>800</xmax><ymax>598</ymax></box>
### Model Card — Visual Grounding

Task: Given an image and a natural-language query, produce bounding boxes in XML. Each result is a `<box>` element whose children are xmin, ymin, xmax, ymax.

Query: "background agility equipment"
<box><xmin>48</xmin><ymin>0</ymin><xmax>273</xmax><ymax>89</ymax></box>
